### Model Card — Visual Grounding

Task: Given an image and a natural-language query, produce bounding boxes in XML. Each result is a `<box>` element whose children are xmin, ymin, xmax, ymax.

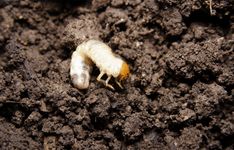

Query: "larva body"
<box><xmin>70</xmin><ymin>50</ymin><xmax>92</xmax><ymax>89</ymax></box>
<box><xmin>70</xmin><ymin>40</ymin><xmax>130</xmax><ymax>89</ymax></box>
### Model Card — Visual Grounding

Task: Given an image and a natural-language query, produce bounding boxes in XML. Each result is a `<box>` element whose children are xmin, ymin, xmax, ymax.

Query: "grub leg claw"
<box><xmin>105</xmin><ymin>76</ymin><xmax>115</xmax><ymax>90</ymax></box>
<box><xmin>105</xmin><ymin>84</ymin><xmax>115</xmax><ymax>90</ymax></box>
<box><xmin>115</xmin><ymin>79</ymin><xmax>123</xmax><ymax>89</ymax></box>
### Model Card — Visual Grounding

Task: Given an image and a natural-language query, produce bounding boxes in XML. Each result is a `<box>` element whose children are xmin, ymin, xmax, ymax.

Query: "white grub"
<box><xmin>70</xmin><ymin>40</ymin><xmax>130</xmax><ymax>90</ymax></box>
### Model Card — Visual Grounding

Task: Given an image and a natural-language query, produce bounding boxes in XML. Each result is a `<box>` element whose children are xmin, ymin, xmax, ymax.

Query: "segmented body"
<box><xmin>70</xmin><ymin>40</ymin><xmax>129</xmax><ymax>89</ymax></box>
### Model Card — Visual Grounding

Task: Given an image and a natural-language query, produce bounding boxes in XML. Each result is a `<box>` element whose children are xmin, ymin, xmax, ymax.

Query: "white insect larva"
<box><xmin>70</xmin><ymin>40</ymin><xmax>130</xmax><ymax>90</ymax></box>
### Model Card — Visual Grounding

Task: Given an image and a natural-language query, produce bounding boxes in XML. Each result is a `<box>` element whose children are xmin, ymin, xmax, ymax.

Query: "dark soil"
<box><xmin>0</xmin><ymin>0</ymin><xmax>233</xmax><ymax>149</ymax></box>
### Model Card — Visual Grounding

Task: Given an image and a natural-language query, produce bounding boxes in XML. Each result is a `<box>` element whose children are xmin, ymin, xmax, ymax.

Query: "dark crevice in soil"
<box><xmin>221</xmin><ymin>134</ymin><xmax>234</xmax><ymax>148</ymax></box>
<box><xmin>0</xmin><ymin>103</ymin><xmax>31</xmax><ymax>126</ymax></box>
<box><xmin>184</xmin><ymin>9</ymin><xmax>231</xmax><ymax>34</ymax></box>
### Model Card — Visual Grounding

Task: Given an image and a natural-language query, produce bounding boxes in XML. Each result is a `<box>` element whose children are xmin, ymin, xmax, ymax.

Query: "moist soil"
<box><xmin>0</xmin><ymin>0</ymin><xmax>233</xmax><ymax>149</ymax></box>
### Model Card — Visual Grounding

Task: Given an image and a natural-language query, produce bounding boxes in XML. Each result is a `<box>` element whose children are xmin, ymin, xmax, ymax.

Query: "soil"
<box><xmin>0</xmin><ymin>0</ymin><xmax>233</xmax><ymax>149</ymax></box>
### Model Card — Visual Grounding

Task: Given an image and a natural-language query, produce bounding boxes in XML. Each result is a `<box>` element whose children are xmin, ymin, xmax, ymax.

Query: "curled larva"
<box><xmin>70</xmin><ymin>40</ymin><xmax>130</xmax><ymax>90</ymax></box>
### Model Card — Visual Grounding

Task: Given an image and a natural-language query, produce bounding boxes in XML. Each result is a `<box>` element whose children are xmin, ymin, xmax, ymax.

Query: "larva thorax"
<box><xmin>78</xmin><ymin>40</ymin><xmax>123</xmax><ymax>77</ymax></box>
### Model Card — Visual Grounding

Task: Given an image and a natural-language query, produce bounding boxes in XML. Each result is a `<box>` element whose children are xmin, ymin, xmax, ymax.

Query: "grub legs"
<box><xmin>97</xmin><ymin>71</ymin><xmax>114</xmax><ymax>90</ymax></box>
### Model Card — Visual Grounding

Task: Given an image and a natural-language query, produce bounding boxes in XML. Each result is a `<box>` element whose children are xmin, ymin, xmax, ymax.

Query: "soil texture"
<box><xmin>0</xmin><ymin>0</ymin><xmax>233</xmax><ymax>149</ymax></box>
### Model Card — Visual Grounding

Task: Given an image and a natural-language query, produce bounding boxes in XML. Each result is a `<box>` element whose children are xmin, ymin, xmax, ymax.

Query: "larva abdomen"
<box><xmin>70</xmin><ymin>51</ymin><xmax>92</xmax><ymax>89</ymax></box>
